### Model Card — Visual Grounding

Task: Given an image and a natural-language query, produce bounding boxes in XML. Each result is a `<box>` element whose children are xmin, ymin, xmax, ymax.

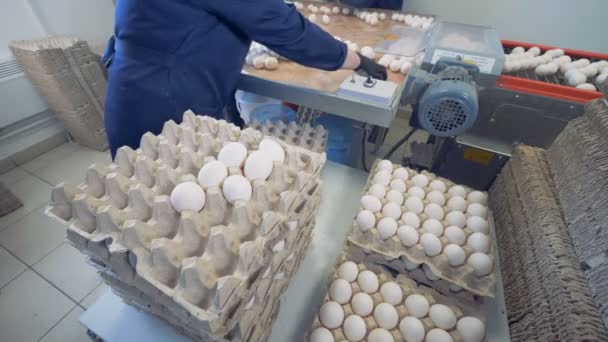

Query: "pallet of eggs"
<box><xmin>309</xmin><ymin>255</ymin><xmax>487</xmax><ymax>342</ymax></box>
<box><xmin>348</xmin><ymin>160</ymin><xmax>496</xmax><ymax>299</ymax></box>
<box><xmin>46</xmin><ymin>111</ymin><xmax>326</xmax><ymax>341</ymax></box>
<box><xmin>247</xmin><ymin>119</ymin><xmax>328</xmax><ymax>153</ymax></box>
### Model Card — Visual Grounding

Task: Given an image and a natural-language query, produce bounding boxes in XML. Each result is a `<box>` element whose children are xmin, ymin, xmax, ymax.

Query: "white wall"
<box><xmin>0</xmin><ymin>0</ymin><xmax>46</xmax><ymax>60</ymax></box>
<box><xmin>407</xmin><ymin>0</ymin><xmax>608</xmax><ymax>53</ymax></box>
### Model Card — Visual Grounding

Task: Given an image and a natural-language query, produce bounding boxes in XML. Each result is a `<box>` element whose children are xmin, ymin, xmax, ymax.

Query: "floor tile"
<box><xmin>0</xmin><ymin>174</ymin><xmax>53</xmax><ymax>231</ymax></box>
<box><xmin>0</xmin><ymin>207</ymin><xmax>67</xmax><ymax>265</ymax></box>
<box><xmin>39</xmin><ymin>306</ymin><xmax>89</xmax><ymax>342</ymax></box>
<box><xmin>81</xmin><ymin>283</ymin><xmax>110</xmax><ymax>309</ymax></box>
<box><xmin>0</xmin><ymin>246</ymin><xmax>27</xmax><ymax>287</ymax></box>
<box><xmin>33</xmin><ymin>242</ymin><xmax>101</xmax><ymax>302</ymax></box>
<box><xmin>0</xmin><ymin>166</ymin><xmax>29</xmax><ymax>185</ymax></box>
<box><xmin>31</xmin><ymin>145</ymin><xmax>111</xmax><ymax>186</ymax></box>
<box><xmin>20</xmin><ymin>143</ymin><xmax>79</xmax><ymax>174</ymax></box>
<box><xmin>0</xmin><ymin>270</ymin><xmax>74</xmax><ymax>342</ymax></box>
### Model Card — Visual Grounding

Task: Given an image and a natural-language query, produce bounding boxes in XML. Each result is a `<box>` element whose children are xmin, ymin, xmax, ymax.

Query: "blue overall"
<box><xmin>104</xmin><ymin>0</ymin><xmax>348</xmax><ymax>157</ymax></box>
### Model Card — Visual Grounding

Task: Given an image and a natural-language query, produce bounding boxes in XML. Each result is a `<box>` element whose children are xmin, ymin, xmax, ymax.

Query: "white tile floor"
<box><xmin>0</xmin><ymin>142</ymin><xmax>111</xmax><ymax>342</ymax></box>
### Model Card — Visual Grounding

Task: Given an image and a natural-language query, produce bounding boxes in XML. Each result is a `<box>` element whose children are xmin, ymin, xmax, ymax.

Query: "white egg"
<box><xmin>373</xmin><ymin>170</ymin><xmax>392</xmax><ymax>186</ymax></box>
<box><xmin>380</xmin><ymin>282</ymin><xmax>403</xmax><ymax>305</ymax></box>
<box><xmin>400</xmin><ymin>61</ymin><xmax>412</xmax><ymax>75</ymax></box>
<box><xmin>368</xmin><ymin>183</ymin><xmax>387</xmax><ymax>199</ymax></box>
<box><xmin>429</xmin><ymin>180</ymin><xmax>447</xmax><ymax>193</ymax></box>
<box><xmin>374</xmin><ymin>302</ymin><xmax>399</xmax><ymax>329</ymax></box>
<box><xmin>468</xmin><ymin>253</ymin><xmax>493</xmax><ymax>276</ymax></box>
<box><xmin>424</xmin><ymin>203</ymin><xmax>445</xmax><ymax>220</ymax></box>
<box><xmin>446</xmin><ymin>196</ymin><xmax>467</xmax><ymax>212</ymax></box>
<box><xmin>412</xmin><ymin>174</ymin><xmax>429</xmax><ymax>187</ymax></box>
<box><xmin>443</xmin><ymin>244</ymin><xmax>466</xmax><ymax>267</ymax></box>
<box><xmin>445</xmin><ymin>211</ymin><xmax>466</xmax><ymax>228</ymax></box>
<box><xmin>368</xmin><ymin>328</ymin><xmax>394</xmax><ymax>342</ymax></box>
<box><xmin>447</xmin><ymin>185</ymin><xmax>467</xmax><ymax>198</ymax></box>
<box><xmin>243</xmin><ymin>150</ymin><xmax>273</xmax><ymax>181</ymax></box>
<box><xmin>332</xmin><ymin>6</ymin><xmax>340</xmax><ymax>14</ymax></box>
<box><xmin>379</xmin><ymin>12</ymin><xmax>387</xmax><ymax>20</ymax></box>
<box><xmin>529</xmin><ymin>46</ymin><xmax>541</xmax><ymax>56</ymax></box>
<box><xmin>467</xmin><ymin>216</ymin><xmax>489</xmax><ymax>234</ymax></box>
<box><xmin>466</xmin><ymin>191</ymin><xmax>487</xmax><ymax>205</ymax></box>
<box><xmin>420</xmin><ymin>233</ymin><xmax>442</xmax><ymax>256</ymax></box>
<box><xmin>329</xmin><ymin>278</ymin><xmax>352</xmax><ymax>304</ymax></box>
<box><xmin>466</xmin><ymin>203</ymin><xmax>488</xmax><ymax>218</ymax></box>
<box><xmin>511</xmin><ymin>46</ymin><xmax>525</xmax><ymax>54</ymax></box>
<box><xmin>264</xmin><ymin>56</ymin><xmax>279</xmax><ymax>70</ymax></box>
<box><xmin>322</xmin><ymin>14</ymin><xmax>331</xmax><ymax>24</ymax></box>
<box><xmin>389</xmin><ymin>59</ymin><xmax>402</xmax><ymax>72</ymax></box>
<box><xmin>310</xmin><ymin>327</ymin><xmax>334</xmax><ymax>342</ymax></box>
<box><xmin>319</xmin><ymin>301</ymin><xmax>344</xmax><ymax>329</ymax></box>
<box><xmin>422</xmin><ymin>219</ymin><xmax>444</xmax><ymax>237</ymax></box>
<box><xmin>253</xmin><ymin>55</ymin><xmax>267</xmax><ymax>69</ymax></box>
<box><xmin>467</xmin><ymin>232</ymin><xmax>490</xmax><ymax>253</ymax></box>
<box><xmin>170</xmin><ymin>182</ymin><xmax>206</xmax><ymax>212</ymax></box>
<box><xmin>426</xmin><ymin>328</ymin><xmax>453</xmax><ymax>342</ymax></box>
<box><xmin>382</xmin><ymin>202</ymin><xmax>402</xmax><ymax>219</ymax></box>
<box><xmin>401</xmin><ymin>212</ymin><xmax>421</xmax><ymax>228</ymax></box>
<box><xmin>390</xmin><ymin>179</ymin><xmax>407</xmax><ymax>193</ymax></box>
<box><xmin>426</xmin><ymin>190</ymin><xmax>446</xmax><ymax>206</ymax></box>
<box><xmin>377</xmin><ymin>217</ymin><xmax>398</xmax><ymax>240</ymax></box>
<box><xmin>399</xmin><ymin>316</ymin><xmax>425</xmax><ymax>342</ymax></box>
<box><xmin>342</xmin><ymin>7</ymin><xmax>350</xmax><ymax>15</ymax></box>
<box><xmin>429</xmin><ymin>304</ymin><xmax>457</xmax><ymax>330</ymax></box>
<box><xmin>398</xmin><ymin>225</ymin><xmax>419</xmax><ymax>247</ymax></box>
<box><xmin>343</xmin><ymin>315</ymin><xmax>366</xmax><ymax>342</ymax></box>
<box><xmin>351</xmin><ymin>292</ymin><xmax>374</xmax><ymax>316</ymax></box>
<box><xmin>393</xmin><ymin>167</ymin><xmax>410</xmax><ymax>181</ymax></box>
<box><xmin>385</xmin><ymin>190</ymin><xmax>404</xmax><ymax>205</ymax></box>
<box><xmin>408</xmin><ymin>186</ymin><xmax>426</xmax><ymax>199</ymax></box>
<box><xmin>444</xmin><ymin>226</ymin><xmax>466</xmax><ymax>246</ymax></box>
<box><xmin>197</xmin><ymin>160</ymin><xmax>228</xmax><ymax>188</ymax></box>
<box><xmin>405</xmin><ymin>294</ymin><xmax>429</xmax><ymax>318</ymax></box>
<box><xmin>360</xmin><ymin>195</ymin><xmax>382</xmax><ymax>213</ymax></box>
<box><xmin>310</xmin><ymin>7</ymin><xmax>319</xmax><ymax>13</ymax></box>
<box><xmin>457</xmin><ymin>317</ymin><xmax>485</xmax><ymax>342</ymax></box>
<box><xmin>567</xmin><ymin>71</ymin><xmax>587</xmax><ymax>86</ymax></box>
<box><xmin>357</xmin><ymin>270</ymin><xmax>379</xmax><ymax>294</ymax></box>
<box><xmin>222</xmin><ymin>175</ymin><xmax>252</xmax><ymax>204</ymax></box>
<box><xmin>376</xmin><ymin>160</ymin><xmax>393</xmax><ymax>172</ymax></box>
<box><xmin>596</xmin><ymin>73</ymin><xmax>608</xmax><ymax>84</ymax></box>
<box><xmin>218</xmin><ymin>142</ymin><xmax>248</xmax><ymax>167</ymax></box>
<box><xmin>338</xmin><ymin>261</ymin><xmax>359</xmax><ymax>282</ymax></box>
<box><xmin>361</xmin><ymin>46</ymin><xmax>376</xmax><ymax>59</ymax></box>
<box><xmin>259</xmin><ymin>138</ymin><xmax>285</xmax><ymax>164</ymax></box>
<box><xmin>356</xmin><ymin>210</ymin><xmax>376</xmax><ymax>232</ymax></box>
<box><xmin>576</xmin><ymin>83</ymin><xmax>597</xmax><ymax>91</ymax></box>
<box><xmin>405</xmin><ymin>197</ymin><xmax>424</xmax><ymax>214</ymax></box>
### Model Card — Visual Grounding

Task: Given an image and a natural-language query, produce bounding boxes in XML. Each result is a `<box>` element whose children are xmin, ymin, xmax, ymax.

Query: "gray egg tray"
<box><xmin>247</xmin><ymin>119</ymin><xmax>328</xmax><ymax>153</ymax></box>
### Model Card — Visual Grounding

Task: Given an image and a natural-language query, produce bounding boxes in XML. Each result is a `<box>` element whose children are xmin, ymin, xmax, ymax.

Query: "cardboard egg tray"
<box><xmin>247</xmin><ymin>119</ymin><xmax>328</xmax><ymax>153</ymax></box>
<box><xmin>46</xmin><ymin>112</ymin><xmax>326</xmax><ymax>341</ymax></box>
<box><xmin>347</xmin><ymin>160</ymin><xmax>497</xmax><ymax>298</ymax></box>
<box><xmin>489</xmin><ymin>145</ymin><xmax>608</xmax><ymax>341</ymax></box>
<box><xmin>309</xmin><ymin>253</ymin><xmax>486</xmax><ymax>342</ymax></box>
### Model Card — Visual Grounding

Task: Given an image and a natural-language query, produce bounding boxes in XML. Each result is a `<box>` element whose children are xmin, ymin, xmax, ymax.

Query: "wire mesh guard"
<box><xmin>425</xmin><ymin>99</ymin><xmax>468</xmax><ymax>134</ymax></box>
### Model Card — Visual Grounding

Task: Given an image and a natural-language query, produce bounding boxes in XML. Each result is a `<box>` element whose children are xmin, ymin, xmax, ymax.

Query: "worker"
<box><xmin>103</xmin><ymin>0</ymin><xmax>387</xmax><ymax>158</ymax></box>
<box><xmin>339</xmin><ymin>0</ymin><xmax>404</xmax><ymax>10</ymax></box>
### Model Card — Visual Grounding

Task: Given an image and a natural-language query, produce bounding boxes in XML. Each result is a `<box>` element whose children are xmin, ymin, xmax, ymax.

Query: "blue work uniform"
<box><xmin>339</xmin><ymin>0</ymin><xmax>403</xmax><ymax>10</ymax></box>
<box><xmin>104</xmin><ymin>0</ymin><xmax>348</xmax><ymax>157</ymax></box>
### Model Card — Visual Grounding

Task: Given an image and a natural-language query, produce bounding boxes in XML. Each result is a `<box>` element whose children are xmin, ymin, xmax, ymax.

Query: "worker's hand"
<box><xmin>356</xmin><ymin>53</ymin><xmax>388</xmax><ymax>81</ymax></box>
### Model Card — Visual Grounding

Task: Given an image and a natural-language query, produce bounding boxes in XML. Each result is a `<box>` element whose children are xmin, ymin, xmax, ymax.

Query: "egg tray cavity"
<box><xmin>46</xmin><ymin>112</ymin><xmax>326</xmax><ymax>341</ymax></box>
<box><xmin>247</xmin><ymin>119</ymin><xmax>328</xmax><ymax>153</ymax></box>
<box><xmin>348</xmin><ymin>160</ymin><xmax>497</xmax><ymax>298</ymax></box>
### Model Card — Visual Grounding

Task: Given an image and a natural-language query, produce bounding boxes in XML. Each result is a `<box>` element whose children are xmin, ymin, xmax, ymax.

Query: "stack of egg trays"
<box><xmin>248</xmin><ymin>119</ymin><xmax>328</xmax><ymax>153</ymax></box>
<box><xmin>10</xmin><ymin>37</ymin><xmax>107</xmax><ymax>150</ymax></box>
<box><xmin>545</xmin><ymin>99</ymin><xmax>608</xmax><ymax>327</ymax></box>
<box><xmin>347</xmin><ymin>160</ymin><xmax>497</xmax><ymax>299</ymax></box>
<box><xmin>309</xmin><ymin>253</ymin><xmax>487</xmax><ymax>342</ymax></box>
<box><xmin>489</xmin><ymin>145</ymin><xmax>608</xmax><ymax>341</ymax></box>
<box><xmin>46</xmin><ymin>111</ymin><xmax>326</xmax><ymax>341</ymax></box>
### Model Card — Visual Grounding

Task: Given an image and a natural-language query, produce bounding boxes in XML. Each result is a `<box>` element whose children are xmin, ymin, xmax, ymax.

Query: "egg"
<box><xmin>385</xmin><ymin>190</ymin><xmax>404</xmax><ymax>205</ymax></box>
<box><xmin>360</xmin><ymin>195</ymin><xmax>382</xmax><ymax>213</ymax></box>
<box><xmin>322</xmin><ymin>14</ymin><xmax>331</xmax><ymax>24</ymax></box>
<box><xmin>356</xmin><ymin>210</ymin><xmax>376</xmax><ymax>232</ymax></box>
<box><xmin>170</xmin><ymin>182</ymin><xmax>206</xmax><ymax>212</ymax></box>
<box><xmin>310</xmin><ymin>6</ymin><xmax>319</xmax><ymax>13</ymax></box>
<box><xmin>408</xmin><ymin>186</ymin><xmax>426</xmax><ymax>199</ymax></box>
<box><xmin>398</xmin><ymin>225</ymin><xmax>419</xmax><ymax>247</ymax></box>
<box><xmin>343</xmin><ymin>315</ymin><xmax>366</xmax><ymax>341</ymax></box>
<box><xmin>468</xmin><ymin>253</ymin><xmax>493</xmax><ymax>276</ymax></box>
<box><xmin>358</xmin><ymin>270</ymin><xmax>379</xmax><ymax>293</ymax></box>
<box><xmin>329</xmin><ymin>278</ymin><xmax>352</xmax><ymax>304</ymax></box>
<box><xmin>253</xmin><ymin>55</ymin><xmax>267</xmax><ymax>69</ymax></box>
<box><xmin>373</xmin><ymin>170</ymin><xmax>392</xmax><ymax>186</ymax></box>
<box><xmin>310</xmin><ymin>327</ymin><xmax>334</xmax><ymax>342</ymax></box>
<box><xmin>264</xmin><ymin>56</ymin><xmax>279</xmax><ymax>70</ymax></box>
<box><xmin>405</xmin><ymin>197</ymin><xmax>424</xmax><ymax>214</ymax></box>
<box><xmin>400</xmin><ymin>61</ymin><xmax>412</xmax><ymax>75</ymax></box>
<box><xmin>368</xmin><ymin>328</ymin><xmax>394</xmax><ymax>342</ymax></box>
<box><xmin>429</xmin><ymin>180</ymin><xmax>447</xmax><ymax>193</ymax></box>
<box><xmin>443</xmin><ymin>244</ymin><xmax>466</xmax><ymax>267</ymax></box>
<box><xmin>466</xmin><ymin>203</ymin><xmax>488</xmax><ymax>219</ymax></box>
<box><xmin>412</xmin><ymin>174</ymin><xmax>429</xmax><ymax>187</ymax></box>
<box><xmin>390</xmin><ymin>179</ymin><xmax>407</xmax><ymax>193</ymax></box>
<box><xmin>424</xmin><ymin>203</ymin><xmax>445</xmax><ymax>220</ymax></box>
<box><xmin>222</xmin><ymin>175</ymin><xmax>252</xmax><ymax>204</ymax></box>
<box><xmin>368</xmin><ymin>183</ymin><xmax>387</xmax><ymax>199</ymax></box>
<box><xmin>380</xmin><ymin>282</ymin><xmax>403</xmax><ymax>305</ymax></box>
<box><xmin>332</xmin><ymin>6</ymin><xmax>340</xmax><ymax>14</ymax></box>
<box><xmin>243</xmin><ymin>150</ymin><xmax>273</xmax><ymax>181</ymax></box>
<box><xmin>511</xmin><ymin>46</ymin><xmax>525</xmax><ymax>54</ymax></box>
<box><xmin>342</xmin><ymin>7</ymin><xmax>350</xmax><ymax>15</ymax></box>
<box><xmin>377</xmin><ymin>217</ymin><xmax>398</xmax><ymax>240</ymax></box>
<box><xmin>338</xmin><ymin>261</ymin><xmax>359</xmax><ymax>282</ymax></box>
<box><xmin>397</xmin><ymin>212</ymin><xmax>419</xmax><ymax>229</ymax></box>
<box><xmin>379</xmin><ymin>12</ymin><xmax>387</xmax><ymax>20</ymax></box>
<box><xmin>467</xmin><ymin>216</ymin><xmax>489</xmax><ymax>234</ymax></box>
<box><xmin>426</xmin><ymin>190</ymin><xmax>446</xmax><ymax>206</ymax></box>
<box><xmin>577</xmin><ymin>83</ymin><xmax>597</xmax><ymax>91</ymax></box>
<box><xmin>467</xmin><ymin>232</ymin><xmax>490</xmax><ymax>253</ymax></box>
<box><xmin>444</xmin><ymin>226</ymin><xmax>466</xmax><ymax>246</ymax></box>
<box><xmin>445</xmin><ymin>211</ymin><xmax>466</xmax><ymax>228</ymax></box>
<box><xmin>351</xmin><ymin>292</ymin><xmax>374</xmax><ymax>316</ymax></box>
<box><xmin>429</xmin><ymin>304</ymin><xmax>457</xmax><ymax>330</ymax></box>
<box><xmin>389</xmin><ymin>59</ymin><xmax>403</xmax><ymax>72</ymax></box>
<box><xmin>466</xmin><ymin>191</ymin><xmax>487</xmax><ymax>205</ymax></box>
<box><xmin>378</xmin><ymin>160</ymin><xmax>394</xmax><ymax>172</ymax></box>
<box><xmin>382</xmin><ymin>202</ymin><xmax>402</xmax><ymax>219</ymax></box>
<box><xmin>596</xmin><ymin>73</ymin><xmax>608</xmax><ymax>84</ymax></box>
<box><xmin>319</xmin><ymin>301</ymin><xmax>344</xmax><ymax>329</ymax></box>
<box><xmin>422</xmin><ymin>219</ymin><xmax>444</xmax><ymax>237</ymax></box>
<box><xmin>457</xmin><ymin>317</ymin><xmax>485</xmax><ymax>342</ymax></box>
<box><xmin>426</xmin><ymin>328</ymin><xmax>453</xmax><ymax>342</ymax></box>
<box><xmin>399</xmin><ymin>316</ymin><xmax>425</xmax><ymax>342</ymax></box>
<box><xmin>374</xmin><ymin>302</ymin><xmax>399</xmax><ymax>329</ymax></box>
<box><xmin>567</xmin><ymin>71</ymin><xmax>587</xmax><ymax>86</ymax></box>
<box><xmin>393</xmin><ymin>167</ymin><xmax>410</xmax><ymax>181</ymax></box>
<box><xmin>361</xmin><ymin>46</ymin><xmax>376</xmax><ymax>59</ymax></box>
<box><xmin>259</xmin><ymin>138</ymin><xmax>285</xmax><ymax>164</ymax></box>
<box><xmin>420</xmin><ymin>233</ymin><xmax>442</xmax><ymax>256</ymax></box>
<box><xmin>446</xmin><ymin>196</ymin><xmax>467</xmax><ymax>212</ymax></box>
<box><xmin>197</xmin><ymin>160</ymin><xmax>228</xmax><ymax>188</ymax></box>
<box><xmin>405</xmin><ymin>294</ymin><xmax>429</xmax><ymax>318</ymax></box>
<box><xmin>447</xmin><ymin>185</ymin><xmax>467</xmax><ymax>198</ymax></box>
<box><xmin>218</xmin><ymin>142</ymin><xmax>248</xmax><ymax>167</ymax></box>
<box><xmin>529</xmin><ymin>46</ymin><xmax>541</xmax><ymax>56</ymax></box>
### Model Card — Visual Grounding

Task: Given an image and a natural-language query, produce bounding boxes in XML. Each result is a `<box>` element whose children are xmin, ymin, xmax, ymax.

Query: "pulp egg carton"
<box><xmin>489</xmin><ymin>145</ymin><xmax>608</xmax><ymax>341</ymax></box>
<box><xmin>348</xmin><ymin>160</ymin><xmax>497</xmax><ymax>298</ymax></box>
<box><xmin>309</xmin><ymin>254</ymin><xmax>487</xmax><ymax>342</ymax></box>
<box><xmin>247</xmin><ymin>119</ymin><xmax>328</xmax><ymax>153</ymax></box>
<box><xmin>46</xmin><ymin>111</ymin><xmax>326</xmax><ymax>341</ymax></box>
